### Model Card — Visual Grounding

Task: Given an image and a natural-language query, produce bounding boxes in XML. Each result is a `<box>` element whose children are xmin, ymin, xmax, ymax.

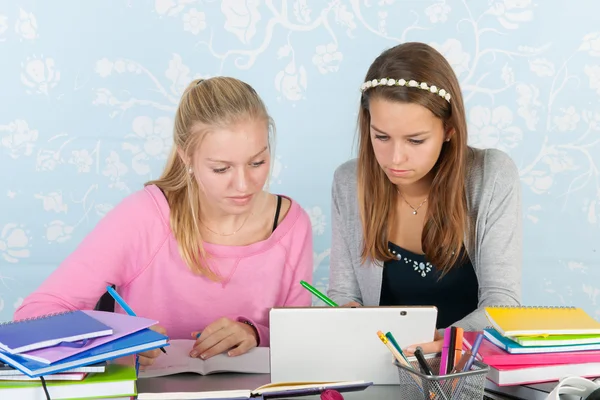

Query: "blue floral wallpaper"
<box><xmin>1</xmin><ymin>0</ymin><xmax>599</xmax><ymax>321</ymax></box>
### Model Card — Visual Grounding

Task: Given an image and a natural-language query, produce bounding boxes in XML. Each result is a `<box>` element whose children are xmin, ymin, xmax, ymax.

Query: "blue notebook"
<box><xmin>0</xmin><ymin>328</ymin><xmax>168</xmax><ymax>377</ymax></box>
<box><xmin>0</xmin><ymin>310</ymin><xmax>113</xmax><ymax>354</ymax></box>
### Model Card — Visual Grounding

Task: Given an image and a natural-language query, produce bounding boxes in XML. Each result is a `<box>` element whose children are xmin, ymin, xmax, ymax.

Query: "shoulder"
<box><xmin>466</xmin><ymin>147</ymin><xmax>520</xmax><ymax>192</ymax></box>
<box><xmin>103</xmin><ymin>185</ymin><xmax>170</xmax><ymax>230</ymax></box>
<box><xmin>270</xmin><ymin>194</ymin><xmax>312</xmax><ymax>239</ymax></box>
<box><xmin>333</xmin><ymin>158</ymin><xmax>358</xmax><ymax>184</ymax></box>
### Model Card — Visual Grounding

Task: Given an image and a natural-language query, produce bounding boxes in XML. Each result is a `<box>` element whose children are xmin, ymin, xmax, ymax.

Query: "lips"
<box><xmin>228</xmin><ymin>194</ymin><xmax>253</xmax><ymax>205</ymax></box>
<box><xmin>388</xmin><ymin>168</ymin><xmax>412</xmax><ymax>177</ymax></box>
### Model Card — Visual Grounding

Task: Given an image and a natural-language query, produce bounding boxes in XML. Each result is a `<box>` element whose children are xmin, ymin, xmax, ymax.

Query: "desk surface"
<box><xmin>137</xmin><ymin>373</ymin><xmax>505</xmax><ymax>399</ymax></box>
<box><xmin>137</xmin><ymin>373</ymin><xmax>400</xmax><ymax>399</ymax></box>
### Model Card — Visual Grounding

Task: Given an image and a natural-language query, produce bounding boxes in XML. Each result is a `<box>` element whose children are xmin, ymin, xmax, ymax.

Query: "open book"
<box><xmin>138</xmin><ymin>339</ymin><xmax>270</xmax><ymax>378</ymax></box>
<box><xmin>137</xmin><ymin>380</ymin><xmax>373</xmax><ymax>400</ymax></box>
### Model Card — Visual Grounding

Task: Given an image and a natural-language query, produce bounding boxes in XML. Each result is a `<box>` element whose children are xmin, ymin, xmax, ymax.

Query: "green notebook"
<box><xmin>0</xmin><ymin>363</ymin><xmax>136</xmax><ymax>399</ymax></box>
<box><xmin>511</xmin><ymin>333</ymin><xmax>600</xmax><ymax>347</ymax></box>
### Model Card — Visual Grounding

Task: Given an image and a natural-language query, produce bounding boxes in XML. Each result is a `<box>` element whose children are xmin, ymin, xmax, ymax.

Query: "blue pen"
<box><xmin>105</xmin><ymin>286</ymin><xmax>167</xmax><ymax>354</ymax></box>
<box><xmin>462</xmin><ymin>333</ymin><xmax>483</xmax><ymax>372</ymax></box>
<box><xmin>106</xmin><ymin>286</ymin><xmax>137</xmax><ymax>316</ymax></box>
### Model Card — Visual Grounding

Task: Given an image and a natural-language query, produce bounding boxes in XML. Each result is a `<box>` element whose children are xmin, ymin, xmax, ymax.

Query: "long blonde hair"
<box><xmin>357</xmin><ymin>42</ymin><xmax>469</xmax><ymax>274</ymax></box>
<box><xmin>146</xmin><ymin>77</ymin><xmax>275</xmax><ymax>281</ymax></box>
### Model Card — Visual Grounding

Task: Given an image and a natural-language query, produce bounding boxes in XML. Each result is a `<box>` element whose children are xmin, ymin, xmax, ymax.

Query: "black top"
<box><xmin>379</xmin><ymin>241</ymin><xmax>479</xmax><ymax>329</ymax></box>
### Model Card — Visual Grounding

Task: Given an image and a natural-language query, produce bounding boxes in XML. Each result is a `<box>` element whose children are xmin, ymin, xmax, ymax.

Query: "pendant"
<box><xmin>412</xmin><ymin>210</ymin><xmax>417</xmax><ymax>215</ymax></box>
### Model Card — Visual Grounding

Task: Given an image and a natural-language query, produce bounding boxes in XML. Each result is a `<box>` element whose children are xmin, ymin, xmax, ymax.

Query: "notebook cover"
<box><xmin>482</xmin><ymin>328</ymin><xmax>600</xmax><ymax>354</ymax></box>
<box><xmin>0</xmin><ymin>328</ymin><xmax>168</xmax><ymax>377</ymax></box>
<box><xmin>484</xmin><ymin>306</ymin><xmax>600</xmax><ymax>337</ymax></box>
<box><xmin>513</xmin><ymin>333</ymin><xmax>600</xmax><ymax>347</ymax></box>
<box><xmin>464</xmin><ymin>330</ymin><xmax>600</xmax><ymax>366</ymax></box>
<box><xmin>18</xmin><ymin>310</ymin><xmax>157</xmax><ymax>364</ymax></box>
<box><xmin>258</xmin><ymin>381</ymin><xmax>373</xmax><ymax>398</ymax></box>
<box><xmin>0</xmin><ymin>363</ymin><xmax>135</xmax><ymax>389</ymax></box>
<box><xmin>488</xmin><ymin>362</ymin><xmax>600</xmax><ymax>386</ymax></box>
<box><xmin>0</xmin><ymin>310</ymin><xmax>113</xmax><ymax>353</ymax></box>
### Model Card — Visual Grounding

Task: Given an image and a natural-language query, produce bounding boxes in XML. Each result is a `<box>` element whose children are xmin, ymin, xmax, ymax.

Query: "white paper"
<box><xmin>139</xmin><ymin>339</ymin><xmax>270</xmax><ymax>378</ymax></box>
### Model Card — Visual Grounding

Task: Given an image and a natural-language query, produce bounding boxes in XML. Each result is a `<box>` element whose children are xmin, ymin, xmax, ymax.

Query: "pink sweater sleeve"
<box><xmin>239</xmin><ymin>208</ymin><xmax>314</xmax><ymax>347</ymax></box>
<box><xmin>14</xmin><ymin>189</ymin><xmax>166</xmax><ymax>321</ymax></box>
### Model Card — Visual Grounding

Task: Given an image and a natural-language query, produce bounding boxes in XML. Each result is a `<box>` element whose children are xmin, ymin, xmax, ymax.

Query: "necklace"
<box><xmin>397</xmin><ymin>189</ymin><xmax>428</xmax><ymax>215</ymax></box>
<box><xmin>200</xmin><ymin>212</ymin><xmax>253</xmax><ymax>236</ymax></box>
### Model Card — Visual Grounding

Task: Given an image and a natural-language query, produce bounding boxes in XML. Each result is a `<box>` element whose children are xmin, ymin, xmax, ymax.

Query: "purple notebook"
<box><xmin>18</xmin><ymin>310</ymin><xmax>157</xmax><ymax>364</ymax></box>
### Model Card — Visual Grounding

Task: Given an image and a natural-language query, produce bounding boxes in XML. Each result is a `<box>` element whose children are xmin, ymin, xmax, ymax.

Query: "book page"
<box><xmin>139</xmin><ymin>339</ymin><xmax>202</xmax><ymax>378</ymax></box>
<box><xmin>138</xmin><ymin>339</ymin><xmax>270</xmax><ymax>378</ymax></box>
<box><xmin>204</xmin><ymin>346</ymin><xmax>270</xmax><ymax>374</ymax></box>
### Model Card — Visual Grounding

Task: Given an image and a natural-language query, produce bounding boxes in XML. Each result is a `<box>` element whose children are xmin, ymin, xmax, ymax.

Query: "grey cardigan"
<box><xmin>326</xmin><ymin>147</ymin><xmax>522</xmax><ymax>332</ymax></box>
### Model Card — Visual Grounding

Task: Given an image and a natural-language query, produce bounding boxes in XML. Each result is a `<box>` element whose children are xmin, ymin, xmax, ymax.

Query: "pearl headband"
<box><xmin>360</xmin><ymin>78</ymin><xmax>451</xmax><ymax>103</ymax></box>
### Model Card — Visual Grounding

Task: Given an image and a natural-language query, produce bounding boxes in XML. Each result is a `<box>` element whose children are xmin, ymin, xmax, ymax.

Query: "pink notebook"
<box><xmin>488</xmin><ymin>362</ymin><xmax>600</xmax><ymax>386</ymax></box>
<box><xmin>18</xmin><ymin>310</ymin><xmax>157</xmax><ymax>364</ymax></box>
<box><xmin>463</xmin><ymin>331</ymin><xmax>600</xmax><ymax>367</ymax></box>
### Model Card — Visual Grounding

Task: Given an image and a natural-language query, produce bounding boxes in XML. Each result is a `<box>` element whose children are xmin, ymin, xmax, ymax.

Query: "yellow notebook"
<box><xmin>484</xmin><ymin>306</ymin><xmax>600</xmax><ymax>337</ymax></box>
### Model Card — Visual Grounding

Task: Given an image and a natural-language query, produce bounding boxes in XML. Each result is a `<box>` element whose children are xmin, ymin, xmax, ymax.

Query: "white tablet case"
<box><xmin>269</xmin><ymin>306</ymin><xmax>437</xmax><ymax>385</ymax></box>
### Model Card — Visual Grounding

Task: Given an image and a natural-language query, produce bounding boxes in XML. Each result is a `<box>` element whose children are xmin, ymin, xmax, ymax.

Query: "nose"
<box><xmin>233</xmin><ymin>167</ymin><xmax>248</xmax><ymax>192</ymax></box>
<box><xmin>392</xmin><ymin>141</ymin><xmax>408</xmax><ymax>165</ymax></box>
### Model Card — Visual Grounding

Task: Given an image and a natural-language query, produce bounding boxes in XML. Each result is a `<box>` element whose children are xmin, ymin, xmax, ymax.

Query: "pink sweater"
<box><xmin>14</xmin><ymin>185</ymin><xmax>313</xmax><ymax>346</ymax></box>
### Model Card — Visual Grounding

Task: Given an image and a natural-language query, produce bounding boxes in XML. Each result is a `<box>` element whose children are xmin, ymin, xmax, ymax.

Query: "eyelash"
<box><xmin>374</xmin><ymin>135</ymin><xmax>425</xmax><ymax>145</ymax></box>
<box><xmin>212</xmin><ymin>160</ymin><xmax>266</xmax><ymax>174</ymax></box>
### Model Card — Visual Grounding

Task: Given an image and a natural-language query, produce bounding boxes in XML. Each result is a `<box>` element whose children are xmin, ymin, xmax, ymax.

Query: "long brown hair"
<box><xmin>357</xmin><ymin>42</ymin><xmax>469</xmax><ymax>274</ymax></box>
<box><xmin>146</xmin><ymin>77</ymin><xmax>275</xmax><ymax>281</ymax></box>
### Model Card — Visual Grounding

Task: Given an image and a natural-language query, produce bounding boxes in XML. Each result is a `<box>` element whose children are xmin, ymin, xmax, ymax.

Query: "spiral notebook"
<box><xmin>484</xmin><ymin>306</ymin><xmax>600</xmax><ymax>337</ymax></box>
<box><xmin>0</xmin><ymin>310</ymin><xmax>113</xmax><ymax>354</ymax></box>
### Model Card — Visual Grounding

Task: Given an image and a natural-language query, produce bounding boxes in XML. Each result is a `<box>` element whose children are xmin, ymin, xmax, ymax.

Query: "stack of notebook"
<box><xmin>463</xmin><ymin>306</ymin><xmax>600</xmax><ymax>388</ymax></box>
<box><xmin>0</xmin><ymin>309</ymin><xmax>169</xmax><ymax>399</ymax></box>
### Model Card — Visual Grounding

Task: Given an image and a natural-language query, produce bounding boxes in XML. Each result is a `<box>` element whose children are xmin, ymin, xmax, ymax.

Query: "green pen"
<box><xmin>300</xmin><ymin>280</ymin><xmax>339</xmax><ymax>307</ymax></box>
<box><xmin>386</xmin><ymin>331</ymin><xmax>411</xmax><ymax>366</ymax></box>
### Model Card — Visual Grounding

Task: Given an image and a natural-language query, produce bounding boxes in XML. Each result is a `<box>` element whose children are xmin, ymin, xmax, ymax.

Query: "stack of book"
<box><xmin>0</xmin><ymin>309</ymin><xmax>169</xmax><ymax>399</ymax></box>
<box><xmin>463</xmin><ymin>306</ymin><xmax>600</xmax><ymax>389</ymax></box>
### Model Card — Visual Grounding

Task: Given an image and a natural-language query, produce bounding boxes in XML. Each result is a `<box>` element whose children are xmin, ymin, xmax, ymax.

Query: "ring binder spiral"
<box><xmin>484</xmin><ymin>306</ymin><xmax>600</xmax><ymax>337</ymax></box>
<box><xmin>4</xmin><ymin>311</ymin><xmax>75</xmax><ymax>326</ymax></box>
<box><xmin>0</xmin><ymin>310</ymin><xmax>113</xmax><ymax>354</ymax></box>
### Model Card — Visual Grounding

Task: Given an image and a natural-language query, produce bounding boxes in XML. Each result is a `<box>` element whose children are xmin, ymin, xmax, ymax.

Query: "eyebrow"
<box><xmin>206</xmin><ymin>146</ymin><xmax>268</xmax><ymax>163</ymax></box>
<box><xmin>370</xmin><ymin>124</ymin><xmax>430</xmax><ymax>138</ymax></box>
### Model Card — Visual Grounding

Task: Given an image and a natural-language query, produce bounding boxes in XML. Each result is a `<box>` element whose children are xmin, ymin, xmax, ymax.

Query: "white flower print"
<box><xmin>34</xmin><ymin>191</ymin><xmax>68</xmax><ymax>213</ymax></box>
<box><xmin>487</xmin><ymin>0</ymin><xmax>534</xmax><ymax>30</ymax></box>
<box><xmin>553</xmin><ymin>107</ymin><xmax>580</xmax><ymax>132</ymax></box>
<box><xmin>123</xmin><ymin>116</ymin><xmax>173</xmax><ymax>175</ymax></box>
<box><xmin>312</xmin><ymin>43</ymin><xmax>343</xmax><ymax>74</ymax></box>
<box><xmin>68</xmin><ymin>149</ymin><xmax>93</xmax><ymax>173</ymax></box>
<box><xmin>35</xmin><ymin>149</ymin><xmax>61</xmax><ymax>171</ymax></box>
<box><xmin>275</xmin><ymin>61</ymin><xmax>307</xmax><ymax>101</ymax></box>
<box><xmin>579</xmin><ymin>32</ymin><xmax>600</xmax><ymax>57</ymax></box>
<box><xmin>21</xmin><ymin>55</ymin><xmax>60</xmax><ymax>95</ymax></box>
<box><xmin>425</xmin><ymin>2</ymin><xmax>451</xmax><ymax>23</ymax></box>
<box><xmin>0</xmin><ymin>224</ymin><xmax>30</xmax><ymax>263</ymax></box>
<box><xmin>0</xmin><ymin>119</ymin><xmax>38</xmax><ymax>159</ymax></box>
<box><xmin>182</xmin><ymin>8</ymin><xmax>206</xmax><ymax>35</ymax></box>
<box><xmin>529</xmin><ymin>58</ymin><xmax>555</xmax><ymax>77</ymax></box>
<box><xmin>307</xmin><ymin>206</ymin><xmax>326</xmax><ymax>235</ymax></box>
<box><xmin>584</xmin><ymin>65</ymin><xmax>600</xmax><ymax>95</ymax></box>
<box><xmin>468</xmin><ymin>106</ymin><xmax>523</xmax><ymax>152</ymax></box>
<box><xmin>102</xmin><ymin>151</ymin><xmax>129</xmax><ymax>190</ymax></box>
<box><xmin>429</xmin><ymin>39</ymin><xmax>471</xmax><ymax>78</ymax></box>
<box><xmin>45</xmin><ymin>220</ymin><xmax>73</xmax><ymax>243</ymax></box>
<box><xmin>15</xmin><ymin>8</ymin><xmax>38</xmax><ymax>40</ymax></box>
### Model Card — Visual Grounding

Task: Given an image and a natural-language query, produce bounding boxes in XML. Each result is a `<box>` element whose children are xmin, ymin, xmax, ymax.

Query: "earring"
<box><xmin>188</xmin><ymin>166</ymin><xmax>193</xmax><ymax>174</ymax></box>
